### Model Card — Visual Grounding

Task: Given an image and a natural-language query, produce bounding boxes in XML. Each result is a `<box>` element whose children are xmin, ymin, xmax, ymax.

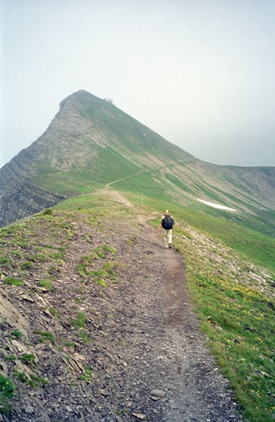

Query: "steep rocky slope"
<box><xmin>0</xmin><ymin>149</ymin><xmax>65</xmax><ymax>228</ymax></box>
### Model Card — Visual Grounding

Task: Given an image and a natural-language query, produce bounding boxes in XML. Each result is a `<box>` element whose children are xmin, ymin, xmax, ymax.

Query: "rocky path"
<box><xmin>0</xmin><ymin>198</ymin><xmax>245</xmax><ymax>421</ymax></box>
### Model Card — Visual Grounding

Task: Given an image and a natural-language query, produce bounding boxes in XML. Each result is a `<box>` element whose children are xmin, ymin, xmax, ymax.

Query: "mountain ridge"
<box><xmin>1</xmin><ymin>89</ymin><xmax>275</xmax><ymax>228</ymax></box>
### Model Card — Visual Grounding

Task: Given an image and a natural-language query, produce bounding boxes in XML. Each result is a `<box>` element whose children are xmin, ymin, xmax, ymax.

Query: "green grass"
<box><xmin>0</xmin><ymin>256</ymin><xmax>10</xmax><ymax>266</ymax></box>
<box><xmin>64</xmin><ymin>341</ymin><xmax>76</xmax><ymax>348</ymax></box>
<box><xmin>11</xmin><ymin>330</ymin><xmax>23</xmax><ymax>338</ymax></box>
<box><xmin>76</xmin><ymin>245</ymin><xmax>117</xmax><ymax>285</ymax></box>
<box><xmin>19</xmin><ymin>261</ymin><xmax>33</xmax><ymax>270</ymax></box>
<box><xmin>179</xmin><ymin>206</ymin><xmax>275</xmax><ymax>271</ymax></box>
<box><xmin>27</xmin><ymin>375</ymin><xmax>48</xmax><ymax>388</ymax></box>
<box><xmin>174</xmin><ymin>223</ymin><xmax>275</xmax><ymax>422</ymax></box>
<box><xmin>4</xmin><ymin>356</ymin><xmax>16</xmax><ymax>362</ymax></box>
<box><xmin>0</xmin><ymin>375</ymin><xmax>15</xmax><ymax>415</ymax></box>
<box><xmin>38</xmin><ymin>279</ymin><xmax>54</xmax><ymax>290</ymax></box>
<box><xmin>3</xmin><ymin>277</ymin><xmax>24</xmax><ymax>286</ymax></box>
<box><xmin>34</xmin><ymin>330</ymin><xmax>55</xmax><ymax>344</ymax></box>
<box><xmin>48</xmin><ymin>307</ymin><xmax>59</xmax><ymax>317</ymax></box>
<box><xmin>20</xmin><ymin>354</ymin><xmax>36</xmax><ymax>365</ymax></box>
<box><xmin>79</xmin><ymin>366</ymin><xmax>93</xmax><ymax>382</ymax></box>
<box><xmin>78</xmin><ymin>330</ymin><xmax>91</xmax><ymax>344</ymax></box>
<box><xmin>164</xmin><ymin>173</ymin><xmax>194</xmax><ymax>195</ymax></box>
<box><xmin>89</xmin><ymin>269</ymin><xmax>108</xmax><ymax>286</ymax></box>
<box><xmin>49</xmin><ymin>251</ymin><xmax>65</xmax><ymax>260</ymax></box>
<box><xmin>68</xmin><ymin>312</ymin><xmax>87</xmax><ymax>328</ymax></box>
<box><xmin>33</xmin><ymin>146</ymin><xmax>139</xmax><ymax>195</ymax></box>
<box><xmin>25</xmin><ymin>253</ymin><xmax>47</xmax><ymax>263</ymax></box>
<box><xmin>33</xmin><ymin>165</ymin><xmax>103</xmax><ymax>195</ymax></box>
<box><xmin>111</xmin><ymin>171</ymin><xmax>173</xmax><ymax>202</ymax></box>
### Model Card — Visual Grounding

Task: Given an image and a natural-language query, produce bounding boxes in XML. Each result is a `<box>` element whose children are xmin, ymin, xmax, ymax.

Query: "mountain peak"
<box><xmin>59</xmin><ymin>90</ymin><xmax>107</xmax><ymax>109</ymax></box>
<box><xmin>0</xmin><ymin>91</ymin><xmax>274</xmax><ymax>228</ymax></box>
<box><xmin>61</xmin><ymin>89</ymin><xmax>97</xmax><ymax>102</ymax></box>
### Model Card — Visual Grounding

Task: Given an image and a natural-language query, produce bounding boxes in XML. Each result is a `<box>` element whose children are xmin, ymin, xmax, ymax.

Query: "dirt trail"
<box><xmin>89</xmin><ymin>189</ymin><xmax>245</xmax><ymax>421</ymax></box>
<box><xmin>102</xmin><ymin>187</ymin><xmax>134</xmax><ymax>208</ymax></box>
<box><xmin>121</xmin><ymin>225</ymin><xmax>244</xmax><ymax>422</ymax></box>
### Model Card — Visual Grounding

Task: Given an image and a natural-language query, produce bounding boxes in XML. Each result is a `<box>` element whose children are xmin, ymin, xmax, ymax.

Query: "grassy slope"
<box><xmin>57</xmin><ymin>165</ymin><xmax>275</xmax><ymax>236</ymax></box>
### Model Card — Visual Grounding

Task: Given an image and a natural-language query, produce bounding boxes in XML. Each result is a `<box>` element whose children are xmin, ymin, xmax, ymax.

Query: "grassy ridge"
<box><xmin>1</xmin><ymin>190</ymin><xmax>274</xmax><ymax>421</ymax></box>
<box><xmin>180</xmin><ymin>206</ymin><xmax>275</xmax><ymax>271</ymax></box>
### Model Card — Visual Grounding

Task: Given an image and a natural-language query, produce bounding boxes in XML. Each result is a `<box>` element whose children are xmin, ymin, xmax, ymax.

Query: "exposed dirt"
<box><xmin>0</xmin><ymin>195</ymin><xmax>246</xmax><ymax>421</ymax></box>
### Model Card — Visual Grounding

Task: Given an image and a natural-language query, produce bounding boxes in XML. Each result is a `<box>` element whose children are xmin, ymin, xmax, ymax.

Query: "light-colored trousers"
<box><xmin>162</xmin><ymin>229</ymin><xmax>172</xmax><ymax>247</ymax></box>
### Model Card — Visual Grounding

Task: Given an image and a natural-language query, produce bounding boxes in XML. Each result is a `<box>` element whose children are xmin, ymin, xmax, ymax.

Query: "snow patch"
<box><xmin>198</xmin><ymin>199</ymin><xmax>237</xmax><ymax>212</ymax></box>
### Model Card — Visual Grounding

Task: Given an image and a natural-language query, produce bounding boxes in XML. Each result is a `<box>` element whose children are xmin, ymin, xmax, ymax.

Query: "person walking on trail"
<box><xmin>158</xmin><ymin>210</ymin><xmax>174</xmax><ymax>249</ymax></box>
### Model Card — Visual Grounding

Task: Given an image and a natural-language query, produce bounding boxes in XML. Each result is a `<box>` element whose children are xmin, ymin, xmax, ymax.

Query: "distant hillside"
<box><xmin>1</xmin><ymin>90</ymin><xmax>275</xmax><ymax>227</ymax></box>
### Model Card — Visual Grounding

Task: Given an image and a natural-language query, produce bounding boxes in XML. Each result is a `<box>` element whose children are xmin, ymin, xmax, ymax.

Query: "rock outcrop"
<box><xmin>0</xmin><ymin>151</ymin><xmax>65</xmax><ymax>227</ymax></box>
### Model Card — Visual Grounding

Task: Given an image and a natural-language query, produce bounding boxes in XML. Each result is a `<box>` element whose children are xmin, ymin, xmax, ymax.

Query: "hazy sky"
<box><xmin>1</xmin><ymin>0</ymin><xmax>275</xmax><ymax>168</ymax></box>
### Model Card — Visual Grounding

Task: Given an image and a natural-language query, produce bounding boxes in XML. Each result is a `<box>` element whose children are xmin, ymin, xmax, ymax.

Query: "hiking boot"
<box><xmin>169</xmin><ymin>244</ymin><xmax>172</xmax><ymax>249</ymax></box>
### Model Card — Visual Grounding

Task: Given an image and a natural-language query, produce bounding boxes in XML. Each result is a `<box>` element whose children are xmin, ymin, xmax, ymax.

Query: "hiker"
<box><xmin>158</xmin><ymin>210</ymin><xmax>174</xmax><ymax>249</ymax></box>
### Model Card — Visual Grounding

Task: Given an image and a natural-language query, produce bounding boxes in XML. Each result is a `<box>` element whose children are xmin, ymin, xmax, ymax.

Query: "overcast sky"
<box><xmin>1</xmin><ymin>0</ymin><xmax>275</xmax><ymax>169</ymax></box>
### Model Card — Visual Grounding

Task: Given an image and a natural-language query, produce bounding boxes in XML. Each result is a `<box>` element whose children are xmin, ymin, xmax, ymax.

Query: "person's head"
<box><xmin>164</xmin><ymin>209</ymin><xmax>169</xmax><ymax>215</ymax></box>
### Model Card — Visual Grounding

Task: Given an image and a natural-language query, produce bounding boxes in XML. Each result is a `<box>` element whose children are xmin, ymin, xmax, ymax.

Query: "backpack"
<box><xmin>161</xmin><ymin>215</ymin><xmax>174</xmax><ymax>230</ymax></box>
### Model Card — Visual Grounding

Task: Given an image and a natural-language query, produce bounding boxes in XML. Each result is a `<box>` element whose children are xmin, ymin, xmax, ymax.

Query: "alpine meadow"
<box><xmin>0</xmin><ymin>90</ymin><xmax>274</xmax><ymax>421</ymax></box>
